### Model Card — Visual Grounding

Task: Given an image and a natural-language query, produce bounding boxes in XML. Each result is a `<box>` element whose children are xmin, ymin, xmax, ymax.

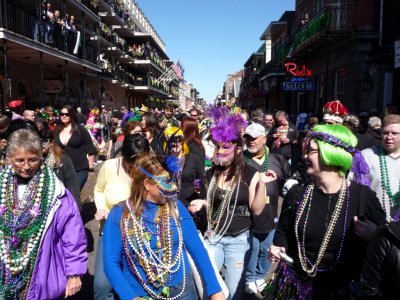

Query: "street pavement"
<box><xmin>75</xmin><ymin>161</ymin><xmax>277</xmax><ymax>300</ymax></box>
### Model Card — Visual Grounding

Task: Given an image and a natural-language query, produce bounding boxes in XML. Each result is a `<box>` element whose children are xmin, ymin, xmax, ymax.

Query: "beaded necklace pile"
<box><xmin>379</xmin><ymin>145</ymin><xmax>400</xmax><ymax>219</ymax></box>
<box><xmin>0</xmin><ymin>165</ymin><xmax>57</xmax><ymax>299</ymax></box>
<box><xmin>294</xmin><ymin>179</ymin><xmax>350</xmax><ymax>278</ymax></box>
<box><xmin>123</xmin><ymin>201</ymin><xmax>185</xmax><ymax>300</ymax></box>
<box><xmin>205</xmin><ymin>173</ymin><xmax>241</xmax><ymax>244</ymax></box>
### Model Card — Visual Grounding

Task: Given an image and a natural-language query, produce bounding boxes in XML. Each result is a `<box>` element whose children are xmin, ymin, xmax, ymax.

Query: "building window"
<box><xmin>335</xmin><ymin>68</ymin><xmax>345</xmax><ymax>98</ymax></box>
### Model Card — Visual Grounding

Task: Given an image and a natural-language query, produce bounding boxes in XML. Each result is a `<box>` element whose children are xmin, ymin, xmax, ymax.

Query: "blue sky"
<box><xmin>136</xmin><ymin>0</ymin><xmax>295</xmax><ymax>103</ymax></box>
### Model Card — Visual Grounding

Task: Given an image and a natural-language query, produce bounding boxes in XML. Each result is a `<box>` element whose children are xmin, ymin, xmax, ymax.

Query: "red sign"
<box><xmin>284</xmin><ymin>62</ymin><xmax>312</xmax><ymax>77</ymax></box>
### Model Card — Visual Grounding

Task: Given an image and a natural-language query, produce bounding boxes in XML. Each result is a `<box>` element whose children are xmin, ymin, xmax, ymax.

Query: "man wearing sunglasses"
<box><xmin>188</xmin><ymin>108</ymin><xmax>200</xmax><ymax>121</ymax></box>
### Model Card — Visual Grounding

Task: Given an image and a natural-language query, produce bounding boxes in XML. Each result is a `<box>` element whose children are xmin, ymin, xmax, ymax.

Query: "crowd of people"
<box><xmin>0</xmin><ymin>98</ymin><xmax>399</xmax><ymax>299</ymax></box>
<box><xmin>39</xmin><ymin>1</ymin><xmax>80</xmax><ymax>54</ymax></box>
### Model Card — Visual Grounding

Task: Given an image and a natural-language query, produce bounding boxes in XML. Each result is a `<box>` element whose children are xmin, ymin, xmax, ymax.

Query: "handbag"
<box><xmin>186</xmin><ymin>231</ymin><xmax>229</xmax><ymax>299</ymax></box>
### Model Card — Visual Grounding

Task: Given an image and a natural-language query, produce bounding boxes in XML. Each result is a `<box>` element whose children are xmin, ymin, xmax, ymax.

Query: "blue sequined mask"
<box><xmin>138</xmin><ymin>166</ymin><xmax>178</xmax><ymax>200</ymax></box>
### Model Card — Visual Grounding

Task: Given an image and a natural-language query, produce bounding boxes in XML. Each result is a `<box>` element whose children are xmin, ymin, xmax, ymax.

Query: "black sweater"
<box><xmin>274</xmin><ymin>182</ymin><xmax>386</xmax><ymax>295</ymax></box>
<box><xmin>54</xmin><ymin>125</ymin><xmax>97</xmax><ymax>171</ymax></box>
<box><xmin>178</xmin><ymin>152</ymin><xmax>206</xmax><ymax>206</ymax></box>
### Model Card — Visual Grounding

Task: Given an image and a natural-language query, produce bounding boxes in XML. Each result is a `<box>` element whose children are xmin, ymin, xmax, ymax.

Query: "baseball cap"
<box><xmin>244</xmin><ymin>123</ymin><xmax>266</xmax><ymax>138</ymax></box>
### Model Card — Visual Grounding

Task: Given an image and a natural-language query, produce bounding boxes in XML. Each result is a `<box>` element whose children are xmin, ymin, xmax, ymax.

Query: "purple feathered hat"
<box><xmin>206</xmin><ymin>106</ymin><xmax>248</xmax><ymax>143</ymax></box>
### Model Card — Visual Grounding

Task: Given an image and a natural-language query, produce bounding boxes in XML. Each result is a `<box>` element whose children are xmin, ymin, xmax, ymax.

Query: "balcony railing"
<box><xmin>271</xmin><ymin>4</ymin><xmax>355</xmax><ymax>63</ymax></box>
<box><xmin>0</xmin><ymin>0</ymin><xmax>100</xmax><ymax>66</ymax></box>
<box><xmin>0</xmin><ymin>1</ymin><xmax>36</xmax><ymax>39</ymax></box>
<box><xmin>291</xmin><ymin>4</ymin><xmax>355</xmax><ymax>55</ymax></box>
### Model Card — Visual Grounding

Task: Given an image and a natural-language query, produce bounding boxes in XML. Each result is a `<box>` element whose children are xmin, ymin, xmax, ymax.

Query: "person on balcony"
<box><xmin>42</xmin><ymin>1</ymin><xmax>54</xmax><ymax>46</ymax></box>
<box><xmin>54</xmin><ymin>10</ymin><xmax>65</xmax><ymax>50</ymax></box>
<box><xmin>66</xmin><ymin>15</ymin><xmax>77</xmax><ymax>54</ymax></box>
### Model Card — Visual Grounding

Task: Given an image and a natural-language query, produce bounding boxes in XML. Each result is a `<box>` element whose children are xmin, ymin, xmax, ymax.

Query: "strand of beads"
<box><xmin>244</xmin><ymin>147</ymin><xmax>269</xmax><ymax>172</ymax></box>
<box><xmin>307</xmin><ymin>181</ymin><xmax>350</xmax><ymax>272</ymax></box>
<box><xmin>206</xmin><ymin>174</ymin><xmax>241</xmax><ymax>244</ymax></box>
<box><xmin>294</xmin><ymin>179</ymin><xmax>347</xmax><ymax>277</ymax></box>
<box><xmin>0</xmin><ymin>165</ymin><xmax>57</xmax><ymax>298</ymax></box>
<box><xmin>207</xmin><ymin>175</ymin><xmax>235</xmax><ymax>231</ymax></box>
<box><xmin>123</xmin><ymin>200</ymin><xmax>185</xmax><ymax>299</ymax></box>
<box><xmin>379</xmin><ymin>146</ymin><xmax>400</xmax><ymax>215</ymax></box>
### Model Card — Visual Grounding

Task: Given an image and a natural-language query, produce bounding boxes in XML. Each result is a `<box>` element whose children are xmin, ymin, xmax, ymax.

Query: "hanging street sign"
<box><xmin>283</xmin><ymin>76</ymin><xmax>314</xmax><ymax>91</ymax></box>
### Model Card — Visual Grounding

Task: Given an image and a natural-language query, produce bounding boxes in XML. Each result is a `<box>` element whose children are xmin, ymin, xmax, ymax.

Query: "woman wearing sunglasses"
<box><xmin>103</xmin><ymin>153</ymin><xmax>225</xmax><ymax>300</ymax></box>
<box><xmin>54</xmin><ymin>105</ymin><xmax>97</xmax><ymax>190</ymax></box>
<box><xmin>267</xmin><ymin>124</ymin><xmax>386</xmax><ymax>299</ymax></box>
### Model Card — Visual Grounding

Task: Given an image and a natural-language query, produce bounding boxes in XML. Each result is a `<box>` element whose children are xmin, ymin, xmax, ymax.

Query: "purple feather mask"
<box><xmin>207</xmin><ymin>106</ymin><xmax>248</xmax><ymax>143</ymax></box>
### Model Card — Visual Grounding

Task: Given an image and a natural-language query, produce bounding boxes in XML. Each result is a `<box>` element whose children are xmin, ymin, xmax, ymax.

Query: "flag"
<box><xmin>172</xmin><ymin>62</ymin><xmax>184</xmax><ymax>80</ymax></box>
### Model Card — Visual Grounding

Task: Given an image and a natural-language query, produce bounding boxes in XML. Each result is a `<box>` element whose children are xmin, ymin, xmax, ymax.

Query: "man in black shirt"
<box><xmin>243</xmin><ymin>123</ymin><xmax>291</xmax><ymax>296</ymax></box>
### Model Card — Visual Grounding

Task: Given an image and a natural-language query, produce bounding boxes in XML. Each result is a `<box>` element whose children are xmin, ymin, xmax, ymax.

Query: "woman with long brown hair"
<box><xmin>189</xmin><ymin>107</ymin><xmax>277</xmax><ymax>299</ymax></box>
<box><xmin>53</xmin><ymin>105</ymin><xmax>96</xmax><ymax>190</ymax></box>
<box><xmin>181</xmin><ymin>117</ymin><xmax>205</xmax><ymax>164</ymax></box>
<box><xmin>103</xmin><ymin>153</ymin><xmax>225</xmax><ymax>300</ymax></box>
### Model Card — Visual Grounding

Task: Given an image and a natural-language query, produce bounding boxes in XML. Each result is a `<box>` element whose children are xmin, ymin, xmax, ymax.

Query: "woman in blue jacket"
<box><xmin>103</xmin><ymin>153</ymin><xmax>225</xmax><ymax>300</ymax></box>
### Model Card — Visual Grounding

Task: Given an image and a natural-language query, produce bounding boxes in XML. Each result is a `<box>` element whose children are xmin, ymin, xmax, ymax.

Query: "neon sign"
<box><xmin>284</xmin><ymin>62</ymin><xmax>312</xmax><ymax>77</ymax></box>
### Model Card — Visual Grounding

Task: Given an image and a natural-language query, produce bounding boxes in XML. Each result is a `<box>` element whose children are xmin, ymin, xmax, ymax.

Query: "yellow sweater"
<box><xmin>94</xmin><ymin>158</ymin><xmax>131</xmax><ymax>212</ymax></box>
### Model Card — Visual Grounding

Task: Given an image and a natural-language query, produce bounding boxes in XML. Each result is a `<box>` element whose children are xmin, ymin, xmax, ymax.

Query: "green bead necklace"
<box><xmin>379</xmin><ymin>145</ymin><xmax>400</xmax><ymax>208</ymax></box>
<box><xmin>244</xmin><ymin>146</ymin><xmax>269</xmax><ymax>171</ymax></box>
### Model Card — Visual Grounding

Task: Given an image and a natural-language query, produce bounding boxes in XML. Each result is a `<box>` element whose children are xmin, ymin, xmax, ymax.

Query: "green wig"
<box><xmin>309</xmin><ymin>124</ymin><xmax>358</xmax><ymax>176</ymax></box>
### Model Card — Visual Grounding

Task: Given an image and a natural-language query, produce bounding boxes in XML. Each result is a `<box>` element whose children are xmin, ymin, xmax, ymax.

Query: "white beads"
<box><xmin>295</xmin><ymin>179</ymin><xmax>348</xmax><ymax>277</ymax></box>
<box><xmin>206</xmin><ymin>174</ymin><xmax>241</xmax><ymax>244</ymax></box>
<box><xmin>123</xmin><ymin>200</ymin><xmax>186</xmax><ymax>299</ymax></box>
<box><xmin>0</xmin><ymin>165</ymin><xmax>57</xmax><ymax>276</ymax></box>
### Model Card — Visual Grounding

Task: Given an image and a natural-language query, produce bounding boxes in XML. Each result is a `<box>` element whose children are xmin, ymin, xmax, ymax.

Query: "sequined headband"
<box><xmin>307</xmin><ymin>131</ymin><xmax>356</xmax><ymax>154</ymax></box>
<box><xmin>137</xmin><ymin>165</ymin><xmax>178</xmax><ymax>199</ymax></box>
<box><xmin>307</xmin><ymin>131</ymin><xmax>370</xmax><ymax>187</ymax></box>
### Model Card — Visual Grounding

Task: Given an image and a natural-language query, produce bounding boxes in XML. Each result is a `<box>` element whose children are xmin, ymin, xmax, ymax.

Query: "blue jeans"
<box><xmin>245</xmin><ymin>229</ymin><xmax>275</xmax><ymax>283</ymax></box>
<box><xmin>205</xmin><ymin>230</ymin><xmax>251</xmax><ymax>300</ymax></box>
<box><xmin>94</xmin><ymin>235</ymin><xmax>114</xmax><ymax>300</ymax></box>
<box><xmin>76</xmin><ymin>169</ymin><xmax>89</xmax><ymax>191</ymax></box>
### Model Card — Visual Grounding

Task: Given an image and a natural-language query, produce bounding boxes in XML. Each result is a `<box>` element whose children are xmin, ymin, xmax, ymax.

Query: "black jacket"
<box><xmin>358</xmin><ymin>222</ymin><xmax>400</xmax><ymax>299</ymax></box>
<box><xmin>274</xmin><ymin>182</ymin><xmax>386</xmax><ymax>295</ymax></box>
<box><xmin>53</xmin><ymin>155</ymin><xmax>81</xmax><ymax>211</ymax></box>
<box><xmin>360</xmin><ymin>128</ymin><xmax>381</xmax><ymax>150</ymax></box>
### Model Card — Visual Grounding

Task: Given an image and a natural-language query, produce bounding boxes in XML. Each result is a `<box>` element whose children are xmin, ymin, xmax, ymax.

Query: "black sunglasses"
<box><xmin>60</xmin><ymin>112</ymin><xmax>70</xmax><ymax>117</ymax></box>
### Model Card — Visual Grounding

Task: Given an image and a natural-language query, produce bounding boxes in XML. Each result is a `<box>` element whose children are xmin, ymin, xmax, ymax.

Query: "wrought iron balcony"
<box><xmin>290</xmin><ymin>4</ymin><xmax>355</xmax><ymax>57</ymax></box>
